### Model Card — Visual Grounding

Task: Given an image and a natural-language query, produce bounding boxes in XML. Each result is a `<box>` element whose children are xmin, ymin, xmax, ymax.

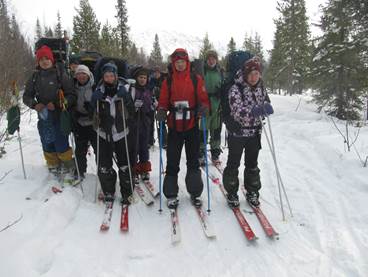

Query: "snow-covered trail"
<box><xmin>0</xmin><ymin>95</ymin><xmax>367</xmax><ymax>277</ymax></box>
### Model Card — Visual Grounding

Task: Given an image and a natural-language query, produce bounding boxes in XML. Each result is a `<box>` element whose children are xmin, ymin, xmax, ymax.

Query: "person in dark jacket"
<box><xmin>72</xmin><ymin>65</ymin><xmax>96</xmax><ymax>179</ymax></box>
<box><xmin>156</xmin><ymin>48</ymin><xmax>210</xmax><ymax>209</ymax></box>
<box><xmin>223</xmin><ymin>57</ymin><xmax>273</xmax><ymax>208</ymax></box>
<box><xmin>127</xmin><ymin>66</ymin><xmax>154</xmax><ymax>182</ymax></box>
<box><xmin>23</xmin><ymin>45</ymin><xmax>76</xmax><ymax>183</ymax></box>
<box><xmin>149</xmin><ymin>66</ymin><xmax>167</xmax><ymax>148</ymax></box>
<box><xmin>91</xmin><ymin>63</ymin><xmax>135</xmax><ymax>204</ymax></box>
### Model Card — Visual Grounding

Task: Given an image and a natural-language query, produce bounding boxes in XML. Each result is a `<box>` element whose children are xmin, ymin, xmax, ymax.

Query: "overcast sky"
<box><xmin>9</xmin><ymin>0</ymin><xmax>324</xmax><ymax>51</ymax></box>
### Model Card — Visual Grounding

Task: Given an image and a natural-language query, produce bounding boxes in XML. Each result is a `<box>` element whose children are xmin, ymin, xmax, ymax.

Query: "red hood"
<box><xmin>171</xmin><ymin>48</ymin><xmax>190</xmax><ymax>76</ymax></box>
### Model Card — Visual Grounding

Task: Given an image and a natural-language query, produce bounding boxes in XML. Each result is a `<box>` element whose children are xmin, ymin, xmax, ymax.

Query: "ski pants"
<box><xmin>73</xmin><ymin>123</ymin><xmax>97</xmax><ymax>175</ymax></box>
<box><xmin>223</xmin><ymin>134</ymin><xmax>261</xmax><ymax>195</ymax></box>
<box><xmin>97</xmin><ymin>135</ymin><xmax>134</xmax><ymax>198</ymax></box>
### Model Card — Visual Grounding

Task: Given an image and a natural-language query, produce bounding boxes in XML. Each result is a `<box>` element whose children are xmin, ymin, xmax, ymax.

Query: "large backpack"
<box><xmin>94</xmin><ymin>57</ymin><xmax>128</xmax><ymax>84</ymax></box>
<box><xmin>35</xmin><ymin>38</ymin><xmax>68</xmax><ymax>64</ymax></box>
<box><xmin>78</xmin><ymin>51</ymin><xmax>102</xmax><ymax>73</ymax></box>
<box><xmin>220</xmin><ymin>50</ymin><xmax>253</xmax><ymax>133</ymax></box>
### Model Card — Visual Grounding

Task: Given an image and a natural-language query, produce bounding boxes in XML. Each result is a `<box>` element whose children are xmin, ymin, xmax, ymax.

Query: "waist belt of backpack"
<box><xmin>169</xmin><ymin>106</ymin><xmax>196</xmax><ymax>132</ymax></box>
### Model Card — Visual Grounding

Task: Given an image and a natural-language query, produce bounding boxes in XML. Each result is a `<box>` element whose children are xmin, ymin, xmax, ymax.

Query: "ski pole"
<box><xmin>70</xmin><ymin>132</ymin><xmax>84</xmax><ymax>194</ymax></box>
<box><xmin>95</xmin><ymin>101</ymin><xmax>100</xmax><ymax>203</ymax></box>
<box><xmin>17</xmin><ymin>129</ymin><xmax>26</xmax><ymax>179</ymax></box>
<box><xmin>266</xmin><ymin>116</ymin><xmax>293</xmax><ymax>217</ymax></box>
<box><xmin>121</xmin><ymin>99</ymin><xmax>136</xmax><ymax>204</ymax></box>
<box><xmin>201</xmin><ymin>116</ymin><xmax>211</xmax><ymax>213</ymax></box>
<box><xmin>159</xmin><ymin>120</ymin><xmax>164</xmax><ymax>212</ymax></box>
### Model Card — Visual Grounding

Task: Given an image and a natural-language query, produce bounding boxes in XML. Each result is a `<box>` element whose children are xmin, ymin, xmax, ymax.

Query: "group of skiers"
<box><xmin>23</xmin><ymin>44</ymin><xmax>273</xmax><ymax>209</ymax></box>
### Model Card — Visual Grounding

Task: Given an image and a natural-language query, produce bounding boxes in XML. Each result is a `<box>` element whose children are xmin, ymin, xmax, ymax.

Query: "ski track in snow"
<box><xmin>0</xmin><ymin>95</ymin><xmax>367</xmax><ymax>277</ymax></box>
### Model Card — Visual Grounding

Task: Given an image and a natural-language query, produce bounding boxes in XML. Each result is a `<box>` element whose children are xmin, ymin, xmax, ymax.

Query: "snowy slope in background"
<box><xmin>0</xmin><ymin>95</ymin><xmax>367</xmax><ymax>277</ymax></box>
<box><xmin>130</xmin><ymin>28</ymin><xmax>228</xmax><ymax>59</ymax></box>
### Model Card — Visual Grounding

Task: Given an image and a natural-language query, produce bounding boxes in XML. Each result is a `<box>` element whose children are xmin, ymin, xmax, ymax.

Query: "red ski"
<box><xmin>202</xmin><ymin>167</ymin><xmax>257</xmax><ymax>241</ymax></box>
<box><xmin>120</xmin><ymin>204</ymin><xmax>129</xmax><ymax>232</ymax></box>
<box><xmin>100</xmin><ymin>201</ymin><xmax>114</xmax><ymax>232</ymax></box>
<box><xmin>241</xmin><ymin>186</ymin><xmax>278</xmax><ymax>238</ymax></box>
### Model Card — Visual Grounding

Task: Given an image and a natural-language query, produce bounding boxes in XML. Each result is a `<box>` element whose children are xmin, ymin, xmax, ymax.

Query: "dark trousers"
<box><xmin>199</xmin><ymin>125</ymin><xmax>222</xmax><ymax>156</ymax></box>
<box><xmin>73</xmin><ymin>123</ymin><xmax>97</xmax><ymax>175</ymax></box>
<box><xmin>130</xmin><ymin>124</ymin><xmax>150</xmax><ymax>164</ymax></box>
<box><xmin>223</xmin><ymin>134</ymin><xmax>261</xmax><ymax>195</ymax></box>
<box><xmin>97</xmin><ymin>135</ymin><xmax>134</xmax><ymax>198</ymax></box>
<box><xmin>164</xmin><ymin>126</ymin><xmax>203</xmax><ymax>198</ymax></box>
<box><xmin>148</xmin><ymin>111</ymin><xmax>155</xmax><ymax>145</ymax></box>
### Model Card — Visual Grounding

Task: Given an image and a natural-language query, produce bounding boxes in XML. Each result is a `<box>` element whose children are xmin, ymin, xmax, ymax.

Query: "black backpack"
<box><xmin>220</xmin><ymin>50</ymin><xmax>253</xmax><ymax>133</ymax></box>
<box><xmin>35</xmin><ymin>38</ymin><xmax>68</xmax><ymax>63</ymax></box>
<box><xmin>94</xmin><ymin>57</ymin><xmax>128</xmax><ymax>84</ymax></box>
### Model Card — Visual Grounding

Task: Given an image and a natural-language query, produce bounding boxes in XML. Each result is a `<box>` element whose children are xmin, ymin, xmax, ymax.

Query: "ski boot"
<box><xmin>246</xmin><ymin>191</ymin><xmax>260</xmax><ymax>207</ymax></box>
<box><xmin>104</xmin><ymin>193</ymin><xmax>115</xmax><ymax>203</ymax></box>
<box><xmin>167</xmin><ymin>197</ymin><xmax>179</xmax><ymax>209</ymax></box>
<box><xmin>141</xmin><ymin>172</ymin><xmax>150</xmax><ymax>182</ymax></box>
<box><xmin>226</xmin><ymin>193</ymin><xmax>240</xmax><ymax>208</ymax></box>
<box><xmin>190</xmin><ymin>195</ymin><xmax>202</xmax><ymax>208</ymax></box>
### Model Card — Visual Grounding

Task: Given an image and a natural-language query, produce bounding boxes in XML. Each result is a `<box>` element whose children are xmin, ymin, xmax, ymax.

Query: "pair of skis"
<box><xmin>134</xmin><ymin>179</ymin><xmax>159</xmax><ymax>205</ymax></box>
<box><xmin>206</xmin><ymin>164</ymin><xmax>278</xmax><ymax>240</ymax></box>
<box><xmin>100</xmin><ymin>201</ymin><xmax>129</xmax><ymax>232</ymax></box>
<box><xmin>169</xmin><ymin>202</ymin><xmax>216</xmax><ymax>244</ymax></box>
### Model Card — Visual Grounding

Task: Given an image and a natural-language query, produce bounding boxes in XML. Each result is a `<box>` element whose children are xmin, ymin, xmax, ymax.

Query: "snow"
<box><xmin>1</xmin><ymin>95</ymin><xmax>368</xmax><ymax>277</ymax></box>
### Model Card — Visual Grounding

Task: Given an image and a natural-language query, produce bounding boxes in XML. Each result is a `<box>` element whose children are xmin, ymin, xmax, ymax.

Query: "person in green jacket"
<box><xmin>199</xmin><ymin>50</ymin><xmax>223</xmax><ymax>166</ymax></box>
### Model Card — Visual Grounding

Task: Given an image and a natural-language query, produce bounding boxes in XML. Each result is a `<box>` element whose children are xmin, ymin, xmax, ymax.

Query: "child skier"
<box><xmin>223</xmin><ymin>57</ymin><xmax>273</xmax><ymax>208</ymax></box>
<box><xmin>127</xmin><ymin>66</ymin><xmax>154</xmax><ymax>182</ymax></box>
<box><xmin>91</xmin><ymin>63</ymin><xmax>135</xmax><ymax>204</ymax></box>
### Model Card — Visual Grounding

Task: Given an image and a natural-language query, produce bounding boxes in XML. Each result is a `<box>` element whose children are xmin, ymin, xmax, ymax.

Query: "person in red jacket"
<box><xmin>156</xmin><ymin>48</ymin><xmax>210</xmax><ymax>209</ymax></box>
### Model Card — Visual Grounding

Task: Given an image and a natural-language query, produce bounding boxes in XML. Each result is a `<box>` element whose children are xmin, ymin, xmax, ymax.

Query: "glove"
<box><xmin>134</xmin><ymin>99</ymin><xmax>144</xmax><ymax>110</ymax></box>
<box><xmin>198</xmin><ymin>105</ymin><xmax>209</xmax><ymax>117</ymax></box>
<box><xmin>156</xmin><ymin>109</ymin><xmax>167</xmax><ymax>122</ymax></box>
<box><xmin>34</xmin><ymin>103</ymin><xmax>45</xmax><ymax>112</ymax></box>
<box><xmin>263</xmin><ymin>102</ymin><xmax>274</xmax><ymax>115</ymax></box>
<box><xmin>47</xmin><ymin>102</ymin><xmax>55</xmax><ymax>111</ymax></box>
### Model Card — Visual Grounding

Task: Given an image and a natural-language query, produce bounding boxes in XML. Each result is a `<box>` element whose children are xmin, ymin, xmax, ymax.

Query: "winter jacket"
<box><xmin>201</xmin><ymin>64</ymin><xmax>223</xmax><ymax>130</ymax></box>
<box><xmin>91</xmin><ymin>79</ymin><xmax>134</xmax><ymax>142</ymax></box>
<box><xmin>73</xmin><ymin>71</ymin><xmax>95</xmax><ymax>127</ymax></box>
<box><xmin>228</xmin><ymin>71</ymin><xmax>269</xmax><ymax>137</ymax></box>
<box><xmin>126</xmin><ymin>83</ymin><xmax>153</xmax><ymax>128</ymax></box>
<box><xmin>158</xmin><ymin>61</ymin><xmax>209</xmax><ymax>132</ymax></box>
<box><xmin>23</xmin><ymin>66</ymin><xmax>76</xmax><ymax>113</ymax></box>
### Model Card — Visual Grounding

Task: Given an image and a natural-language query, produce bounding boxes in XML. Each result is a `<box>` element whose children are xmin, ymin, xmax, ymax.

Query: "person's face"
<box><xmin>70</xmin><ymin>63</ymin><xmax>78</xmax><ymax>73</ymax></box>
<box><xmin>39</xmin><ymin>57</ymin><xmax>53</xmax><ymax>70</ymax></box>
<box><xmin>137</xmin><ymin>75</ymin><xmax>147</xmax><ymax>86</ymax></box>
<box><xmin>153</xmin><ymin>71</ymin><xmax>161</xmax><ymax>79</ymax></box>
<box><xmin>246</xmin><ymin>70</ymin><xmax>261</xmax><ymax>86</ymax></box>
<box><xmin>207</xmin><ymin>56</ymin><xmax>217</xmax><ymax>68</ymax></box>
<box><xmin>174</xmin><ymin>59</ymin><xmax>187</xmax><ymax>72</ymax></box>
<box><xmin>76</xmin><ymin>72</ymin><xmax>89</xmax><ymax>85</ymax></box>
<box><xmin>103</xmin><ymin>72</ymin><xmax>116</xmax><ymax>84</ymax></box>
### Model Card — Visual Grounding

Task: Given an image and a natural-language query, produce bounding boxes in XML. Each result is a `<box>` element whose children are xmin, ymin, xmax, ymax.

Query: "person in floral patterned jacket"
<box><xmin>223</xmin><ymin>57</ymin><xmax>273</xmax><ymax>208</ymax></box>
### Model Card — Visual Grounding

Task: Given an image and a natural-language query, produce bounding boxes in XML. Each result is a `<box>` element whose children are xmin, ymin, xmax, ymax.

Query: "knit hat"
<box><xmin>243</xmin><ymin>57</ymin><xmax>261</xmax><ymax>77</ymax></box>
<box><xmin>170</xmin><ymin>48</ymin><xmax>189</xmax><ymax>63</ymax></box>
<box><xmin>102</xmin><ymin>62</ymin><xmax>118</xmax><ymax>75</ymax></box>
<box><xmin>131</xmin><ymin>66</ymin><xmax>149</xmax><ymax>79</ymax></box>
<box><xmin>74</xmin><ymin>64</ymin><xmax>91</xmax><ymax>77</ymax></box>
<box><xmin>36</xmin><ymin>45</ymin><xmax>54</xmax><ymax>64</ymax></box>
<box><xmin>206</xmin><ymin>50</ymin><xmax>218</xmax><ymax>60</ymax></box>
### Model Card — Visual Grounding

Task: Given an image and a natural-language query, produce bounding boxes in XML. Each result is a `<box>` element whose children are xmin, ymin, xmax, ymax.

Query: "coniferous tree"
<box><xmin>266</xmin><ymin>0</ymin><xmax>312</xmax><ymax>95</ymax></box>
<box><xmin>54</xmin><ymin>11</ymin><xmax>63</xmax><ymax>38</ymax></box>
<box><xmin>100</xmin><ymin>21</ymin><xmax>120</xmax><ymax>57</ymax></box>
<box><xmin>136</xmin><ymin>47</ymin><xmax>147</xmax><ymax>66</ymax></box>
<box><xmin>199</xmin><ymin>32</ymin><xmax>214</xmax><ymax>60</ymax></box>
<box><xmin>0</xmin><ymin>1</ymin><xmax>33</xmax><ymax>114</ymax></box>
<box><xmin>35</xmin><ymin>18</ymin><xmax>42</xmax><ymax>41</ymax></box>
<box><xmin>311</xmin><ymin>0</ymin><xmax>366</xmax><ymax>120</ymax></box>
<box><xmin>128</xmin><ymin>43</ymin><xmax>138</xmax><ymax>64</ymax></box>
<box><xmin>115</xmin><ymin>0</ymin><xmax>130</xmax><ymax>58</ymax></box>
<box><xmin>72</xmin><ymin>0</ymin><xmax>101</xmax><ymax>52</ymax></box>
<box><xmin>44</xmin><ymin>27</ymin><xmax>54</xmax><ymax>38</ymax></box>
<box><xmin>148</xmin><ymin>34</ymin><xmax>163</xmax><ymax>68</ymax></box>
<box><xmin>242</xmin><ymin>32</ymin><xmax>265</xmax><ymax>61</ymax></box>
<box><xmin>227</xmin><ymin>37</ymin><xmax>236</xmax><ymax>55</ymax></box>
